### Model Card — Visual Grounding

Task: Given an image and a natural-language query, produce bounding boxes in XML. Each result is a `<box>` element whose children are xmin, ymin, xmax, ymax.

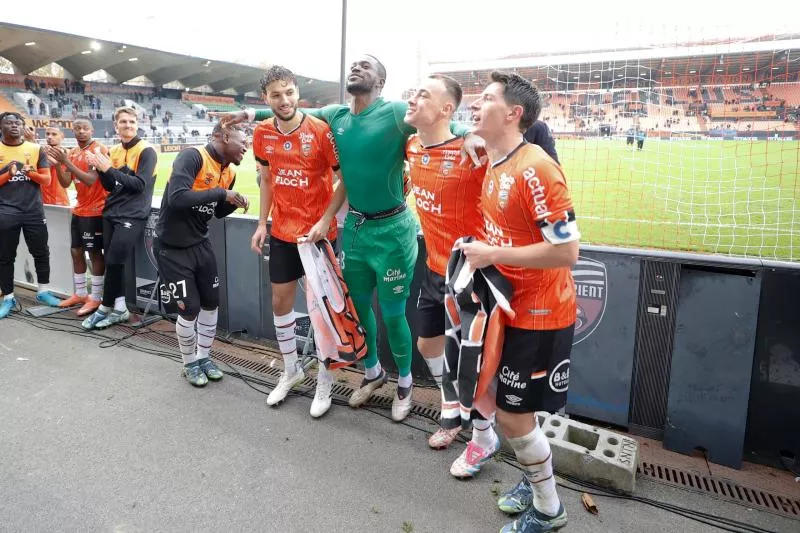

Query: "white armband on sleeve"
<box><xmin>538</xmin><ymin>211</ymin><xmax>580</xmax><ymax>245</ymax></box>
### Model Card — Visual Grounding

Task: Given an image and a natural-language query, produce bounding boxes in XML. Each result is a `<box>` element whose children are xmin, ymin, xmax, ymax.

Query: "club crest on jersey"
<box><xmin>283</xmin><ymin>141</ymin><xmax>292</xmax><ymax>151</ymax></box>
<box><xmin>572</xmin><ymin>257</ymin><xmax>608</xmax><ymax>344</ymax></box>
<box><xmin>301</xmin><ymin>143</ymin><xmax>312</xmax><ymax>156</ymax></box>
<box><xmin>204</xmin><ymin>172</ymin><xmax>214</xmax><ymax>185</ymax></box>
<box><xmin>421</xmin><ymin>153</ymin><xmax>431</xmax><ymax>166</ymax></box>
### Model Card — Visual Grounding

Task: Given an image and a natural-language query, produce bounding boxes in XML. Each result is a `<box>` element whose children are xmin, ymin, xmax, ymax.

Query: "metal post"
<box><xmin>339</xmin><ymin>0</ymin><xmax>347</xmax><ymax>104</ymax></box>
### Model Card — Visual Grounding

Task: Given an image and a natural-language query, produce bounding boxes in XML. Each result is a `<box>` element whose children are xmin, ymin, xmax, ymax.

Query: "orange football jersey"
<box><xmin>406</xmin><ymin>135</ymin><xmax>485</xmax><ymax>276</ymax></box>
<box><xmin>252</xmin><ymin>114</ymin><xmax>339</xmax><ymax>242</ymax></box>
<box><xmin>43</xmin><ymin>164</ymin><xmax>70</xmax><ymax>206</ymax></box>
<box><xmin>68</xmin><ymin>140</ymin><xmax>109</xmax><ymax>217</ymax></box>
<box><xmin>481</xmin><ymin>142</ymin><xmax>580</xmax><ymax>330</ymax></box>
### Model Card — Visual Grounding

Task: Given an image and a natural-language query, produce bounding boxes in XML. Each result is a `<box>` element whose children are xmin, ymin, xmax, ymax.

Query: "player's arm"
<box><xmin>250</xmin><ymin>164</ymin><xmax>273</xmax><ymax>253</ymax></box>
<box><xmin>212</xmin><ymin>105</ymin><xmax>337</xmax><ymax>128</ymax></box>
<box><xmin>460</xmin><ymin>161</ymin><xmax>580</xmax><ymax>269</ymax></box>
<box><xmin>25</xmin><ymin>147</ymin><xmax>51</xmax><ymax>186</ymax></box>
<box><xmin>93</xmin><ymin>147</ymin><xmax>157</xmax><ymax>193</ymax></box>
<box><xmin>306</xmin><ymin>170</ymin><xmax>347</xmax><ymax>243</ymax></box>
<box><xmin>167</xmin><ymin>149</ymin><xmax>228</xmax><ymax>209</ymax></box>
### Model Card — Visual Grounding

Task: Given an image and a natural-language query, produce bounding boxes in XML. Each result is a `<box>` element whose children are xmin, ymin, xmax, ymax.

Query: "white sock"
<box><xmin>176</xmin><ymin>315</ymin><xmax>200</xmax><ymax>365</ymax></box>
<box><xmin>90</xmin><ymin>275</ymin><xmax>104</xmax><ymax>301</ymax></box>
<box><xmin>3</xmin><ymin>293</ymin><xmax>14</xmax><ymax>300</ymax></box>
<box><xmin>196</xmin><ymin>308</ymin><xmax>218</xmax><ymax>360</ymax></box>
<box><xmin>364</xmin><ymin>361</ymin><xmax>382</xmax><ymax>380</ymax></box>
<box><xmin>471</xmin><ymin>418</ymin><xmax>497</xmax><ymax>449</ymax></box>
<box><xmin>424</xmin><ymin>354</ymin><xmax>444</xmax><ymax>386</ymax></box>
<box><xmin>397</xmin><ymin>373</ymin><xmax>413</xmax><ymax>389</ymax></box>
<box><xmin>99</xmin><ymin>304</ymin><xmax>112</xmax><ymax>314</ymax></box>
<box><xmin>113</xmin><ymin>296</ymin><xmax>126</xmax><ymax>312</ymax></box>
<box><xmin>274</xmin><ymin>311</ymin><xmax>298</xmax><ymax>373</ymax></box>
<box><xmin>317</xmin><ymin>362</ymin><xmax>334</xmax><ymax>384</ymax></box>
<box><xmin>38</xmin><ymin>283</ymin><xmax>51</xmax><ymax>294</ymax></box>
<box><xmin>508</xmin><ymin>425</ymin><xmax>561</xmax><ymax>517</ymax></box>
<box><xmin>73</xmin><ymin>273</ymin><xmax>88</xmax><ymax>296</ymax></box>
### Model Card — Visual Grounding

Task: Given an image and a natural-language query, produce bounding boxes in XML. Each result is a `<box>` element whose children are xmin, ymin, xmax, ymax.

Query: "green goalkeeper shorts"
<box><xmin>340</xmin><ymin>207</ymin><xmax>419</xmax><ymax>303</ymax></box>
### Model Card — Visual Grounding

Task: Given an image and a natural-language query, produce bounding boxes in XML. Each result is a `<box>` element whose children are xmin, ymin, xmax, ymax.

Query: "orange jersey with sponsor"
<box><xmin>68</xmin><ymin>140</ymin><xmax>109</xmax><ymax>217</ymax></box>
<box><xmin>406</xmin><ymin>135</ymin><xmax>485</xmax><ymax>276</ymax></box>
<box><xmin>252</xmin><ymin>114</ymin><xmax>340</xmax><ymax>243</ymax></box>
<box><xmin>481</xmin><ymin>142</ymin><xmax>580</xmax><ymax>330</ymax></box>
<box><xmin>44</xmin><ymin>164</ymin><xmax>70</xmax><ymax>206</ymax></box>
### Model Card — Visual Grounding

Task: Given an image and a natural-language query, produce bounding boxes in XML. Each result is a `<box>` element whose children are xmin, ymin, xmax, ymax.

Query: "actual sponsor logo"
<box><xmin>549</xmin><ymin>359</ymin><xmax>570</xmax><ymax>393</ymax></box>
<box><xmin>571</xmin><ymin>257</ymin><xmax>608</xmax><ymax>344</ymax></box>
<box><xmin>523</xmin><ymin>166</ymin><xmax>552</xmax><ymax>219</ymax></box>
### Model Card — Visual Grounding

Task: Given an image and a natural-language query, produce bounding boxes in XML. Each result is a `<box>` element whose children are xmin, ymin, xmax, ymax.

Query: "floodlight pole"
<box><xmin>339</xmin><ymin>0</ymin><xmax>347</xmax><ymax>104</ymax></box>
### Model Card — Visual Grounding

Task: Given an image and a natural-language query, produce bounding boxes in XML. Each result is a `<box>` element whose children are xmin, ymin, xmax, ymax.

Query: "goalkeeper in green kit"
<box><xmin>215</xmin><ymin>55</ymin><xmax>482</xmax><ymax>421</ymax></box>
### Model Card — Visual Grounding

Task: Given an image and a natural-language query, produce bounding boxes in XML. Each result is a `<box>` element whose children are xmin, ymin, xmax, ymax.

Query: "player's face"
<box><xmin>223</xmin><ymin>130</ymin><xmax>248</xmax><ymax>166</ymax></box>
<box><xmin>115</xmin><ymin>112</ymin><xmax>138</xmax><ymax>141</ymax></box>
<box><xmin>405</xmin><ymin>78</ymin><xmax>452</xmax><ymax>129</ymax></box>
<box><xmin>0</xmin><ymin>115</ymin><xmax>24</xmax><ymax>141</ymax></box>
<box><xmin>265</xmin><ymin>79</ymin><xmax>299</xmax><ymax>122</ymax></box>
<box><xmin>346</xmin><ymin>56</ymin><xmax>382</xmax><ymax>95</ymax></box>
<box><xmin>45</xmin><ymin>127</ymin><xmax>63</xmax><ymax>147</ymax></box>
<box><xmin>73</xmin><ymin>120</ymin><xmax>93</xmax><ymax>144</ymax></box>
<box><xmin>470</xmin><ymin>82</ymin><xmax>512</xmax><ymax>140</ymax></box>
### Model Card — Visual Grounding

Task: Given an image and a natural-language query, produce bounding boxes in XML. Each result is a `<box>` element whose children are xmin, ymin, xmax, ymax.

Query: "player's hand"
<box><xmin>225</xmin><ymin>189</ymin><xmax>249</xmax><ymax>211</ymax></box>
<box><xmin>460</xmin><ymin>133</ymin><xmax>488</xmax><ymax>168</ymax></box>
<box><xmin>86</xmin><ymin>151</ymin><xmax>112</xmax><ymax>172</ymax></box>
<box><xmin>23</xmin><ymin>126</ymin><xmax>36</xmax><ymax>142</ymax></box>
<box><xmin>456</xmin><ymin>240</ymin><xmax>497</xmax><ymax>269</ymax></box>
<box><xmin>251</xmin><ymin>224</ymin><xmax>268</xmax><ymax>254</ymax></box>
<box><xmin>44</xmin><ymin>145</ymin><xmax>67</xmax><ymax>165</ymax></box>
<box><xmin>209</xmin><ymin>110</ymin><xmax>248</xmax><ymax>128</ymax></box>
<box><xmin>305</xmin><ymin>217</ymin><xmax>331</xmax><ymax>243</ymax></box>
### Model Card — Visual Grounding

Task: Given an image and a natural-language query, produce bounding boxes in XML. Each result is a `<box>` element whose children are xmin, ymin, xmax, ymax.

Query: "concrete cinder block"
<box><xmin>538</xmin><ymin>413</ymin><xmax>639</xmax><ymax>494</ymax></box>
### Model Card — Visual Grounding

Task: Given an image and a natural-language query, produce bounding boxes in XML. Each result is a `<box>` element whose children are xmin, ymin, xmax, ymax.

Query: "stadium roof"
<box><xmin>0</xmin><ymin>23</ymin><xmax>340</xmax><ymax>102</ymax></box>
<box><xmin>432</xmin><ymin>36</ymin><xmax>800</xmax><ymax>86</ymax></box>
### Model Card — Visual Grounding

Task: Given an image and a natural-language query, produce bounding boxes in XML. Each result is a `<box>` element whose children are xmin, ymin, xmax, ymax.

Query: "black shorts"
<box><xmin>70</xmin><ymin>215</ymin><xmax>104</xmax><ymax>251</ymax></box>
<box><xmin>268</xmin><ymin>235</ymin><xmax>336</xmax><ymax>285</ymax></box>
<box><xmin>416</xmin><ymin>266</ymin><xmax>446</xmax><ymax>338</ymax></box>
<box><xmin>103</xmin><ymin>217</ymin><xmax>146</xmax><ymax>265</ymax></box>
<box><xmin>495</xmin><ymin>325</ymin><xmax>575</xmax><ymax>414</ymax></box>
<box><xmin>154</xmin><ymin>239</ymin><xmax>218</xmax><ymax>317</ymax></box>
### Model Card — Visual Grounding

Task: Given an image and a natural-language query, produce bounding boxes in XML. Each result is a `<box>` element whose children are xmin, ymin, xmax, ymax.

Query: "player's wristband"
<box><xmin>245</xmin><ymin>108</ymin><xmax>256</xmax><ymax>122</ymax></box>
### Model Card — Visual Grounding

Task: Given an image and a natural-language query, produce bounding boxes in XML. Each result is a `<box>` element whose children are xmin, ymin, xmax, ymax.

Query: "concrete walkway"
<box><xmin>0</xmin><ymin>318</ymin><xmax>796</xmax><ymax>532</ymax></box>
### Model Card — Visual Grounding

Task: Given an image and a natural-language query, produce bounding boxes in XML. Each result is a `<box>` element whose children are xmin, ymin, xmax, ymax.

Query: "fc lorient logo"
<box><xmin>572</xmin><ymin>257</ymin><xmax>607</xmax><ymax>344</ymax></box>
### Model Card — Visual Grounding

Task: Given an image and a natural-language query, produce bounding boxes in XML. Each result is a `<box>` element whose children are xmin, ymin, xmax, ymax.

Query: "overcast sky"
<box><xmin>4</xmin><ymin>0</ymin><xmax>796</xmax><ymax>98</ymax></box>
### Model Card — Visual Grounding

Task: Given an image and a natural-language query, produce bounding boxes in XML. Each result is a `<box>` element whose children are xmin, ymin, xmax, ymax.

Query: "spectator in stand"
<box><xmin>39</xmin><ymin>102</ymin><xmax>46</xmax><ymax>115</ymax></box>
<box><xmin>47</xmin><ymin>87</ymin><xmax>54</xmax><ymax>101</ymax></box>
<box><xmin>27</xmin><ymin>99</ymin><xmax>34</xmax><ymax>115</ymax></box>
